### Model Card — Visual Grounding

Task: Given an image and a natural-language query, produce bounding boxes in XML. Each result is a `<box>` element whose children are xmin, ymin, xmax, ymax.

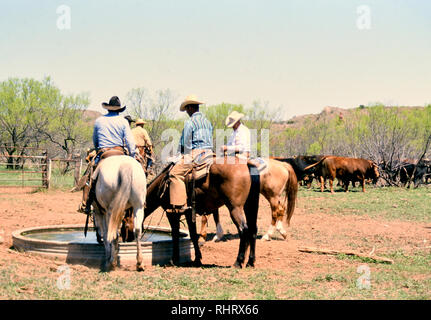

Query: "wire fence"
<box><xmin>0</xmin><ymin>146</ymin><xmax>82</xmax><ymax>189</ymax></box>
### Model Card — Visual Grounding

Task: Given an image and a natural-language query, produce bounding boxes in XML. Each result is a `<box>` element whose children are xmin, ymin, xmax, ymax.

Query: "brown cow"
<box><xmin>304</xmin><ymin>156</ymin><xmax>379</xmax><ymax>193</ymax></box>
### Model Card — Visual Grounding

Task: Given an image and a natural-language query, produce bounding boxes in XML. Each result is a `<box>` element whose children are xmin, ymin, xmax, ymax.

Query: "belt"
<box><xmin>98</xmin><ymin>146</ymin><xmax>125</xmax><ymax>154</ymax></box>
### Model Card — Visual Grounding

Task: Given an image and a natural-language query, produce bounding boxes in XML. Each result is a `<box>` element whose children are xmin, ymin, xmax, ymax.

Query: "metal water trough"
<box><xmin>12</xmin><ymin>224</ymin><xmax>193</xmax><ymax>267</ymax></box>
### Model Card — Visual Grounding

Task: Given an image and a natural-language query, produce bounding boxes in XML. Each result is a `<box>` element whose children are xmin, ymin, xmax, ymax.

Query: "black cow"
<box><xmin>271</xmin><ymin>155</ymin><xmax>326</xmax><ymax>188</ymax></box>
<box><xmin>379</xmin><ymin>159</ymin><xmax>430</xmax><ymax>187</ymax></box>
<box><xmin>399</xmin><ymin>161</ymin><xmax>430</xmax><ymax>188</ymax></box>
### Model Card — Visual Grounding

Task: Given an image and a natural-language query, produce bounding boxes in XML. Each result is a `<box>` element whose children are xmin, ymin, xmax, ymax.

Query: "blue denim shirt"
<box><xmin>178</xmin><ymin>112</ymin><xmax>213</xmax><ymax>154</ymax></box>
<box><xmin>93</xmin><ymin>111</ymin><xmax>136</xmax><ymax>158</ymax></box>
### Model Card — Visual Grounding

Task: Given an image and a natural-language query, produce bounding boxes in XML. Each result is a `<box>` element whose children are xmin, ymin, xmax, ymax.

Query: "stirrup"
<box><xmin>84</xmin><ymin>205</ymin><xmax>92</xmax><ymax>215</ymax></box>
<box><xmin>77</xmin><ymin>202</ymin><xmax>92</xmax><ymax>215</ymax></box>
<box><xmin>77</xmin><ymin>202</ymin><xmax>86</xmax><ymax>214</ymax></box>
<box><xmin>166</xmin><ymin>205</ymin><xmax>191</xmax><ymax>214</ymax></box>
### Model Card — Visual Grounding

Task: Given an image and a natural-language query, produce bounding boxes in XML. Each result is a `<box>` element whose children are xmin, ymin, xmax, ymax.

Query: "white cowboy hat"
<box><xmin>225</xmin><ymin>110</ymin><xmax>245</xmax><ymax>128</ymax></box>
<box><xmin>135</xmin><ymin>118</ymin><xmax>147</xmax><ymax>125</ymax></box>
<box><xmin>180</xmin><ymin>94</ymin><xmax>205</xmax><ymax>111</ymax></box>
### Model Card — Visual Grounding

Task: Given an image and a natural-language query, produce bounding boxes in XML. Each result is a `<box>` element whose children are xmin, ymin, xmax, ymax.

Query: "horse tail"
<box><xmin>107</xmin><ymin>162</ymin><xmax>133</xmax><ymax>242</ymax></box>
<box><xmin>304</xmin><ymin>157</ymin><xmax>327</xmax><ymax>171</ymax></box>
<box><xmin>284</xmin><ymin>164</ymin><xmax>298</xmax><ymax>226</ymax></box>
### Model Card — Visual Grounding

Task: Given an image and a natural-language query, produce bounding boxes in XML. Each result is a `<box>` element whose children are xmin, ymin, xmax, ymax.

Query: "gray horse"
<box><xmin>92</xmin><ymin>155</ymin><xmax>146</xmax><ymax>271</ymax></box>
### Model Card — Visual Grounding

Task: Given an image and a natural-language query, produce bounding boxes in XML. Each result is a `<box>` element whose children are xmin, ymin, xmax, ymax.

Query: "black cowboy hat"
<box><xmin>124</xmin><ymin>115</ymin><xmax>135</xmax><ymax>124</ymax></box>
<box><xmin>102</xmin><ymin>96</ymin><xmax>126</xmax><ymax>111</ymax></box>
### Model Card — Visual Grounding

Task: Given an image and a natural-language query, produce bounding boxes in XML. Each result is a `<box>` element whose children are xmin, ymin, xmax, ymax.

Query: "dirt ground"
<box><xmin>0</xmin><ymin>187</ymin><xmax>429</xmax><ymax>280</ymax></box>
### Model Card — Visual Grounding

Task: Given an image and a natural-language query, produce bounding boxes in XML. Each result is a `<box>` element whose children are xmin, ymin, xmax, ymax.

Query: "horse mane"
<box><xmin>147</xmin><ymin>162</ymin><xmax>174</xmax><ymax>187</ymax></box>
<box><xmin>144</xmin><ymin>162</ymin><xmax>175</xmax><ymax>218</ymax></box>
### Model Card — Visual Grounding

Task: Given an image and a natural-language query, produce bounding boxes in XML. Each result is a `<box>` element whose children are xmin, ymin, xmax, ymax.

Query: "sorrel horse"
<box><xmin>200</xmin><ymin>158</ymin><xmax>298</xmax><ymax>242</ymax></box>
<box><xmin>91</xmin><ymin>155</ymin><xmax>147</xmax><ymax>272</ymax></box>
<box><xmin>143</xmin><ymin>157</ymin><xmax>260</xmax><ymax>268</ymax></box>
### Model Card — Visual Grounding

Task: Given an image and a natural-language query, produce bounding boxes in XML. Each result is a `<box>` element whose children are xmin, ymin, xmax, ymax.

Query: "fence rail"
<box><xmin>0</xmin><ymin>146</ymin><xmax>49</xmax><ymax>188</ymax></box>
<box><xmin>0</xmin><ymin>146</ymin><xmax>82</xmax><ymax>189</ymax></box>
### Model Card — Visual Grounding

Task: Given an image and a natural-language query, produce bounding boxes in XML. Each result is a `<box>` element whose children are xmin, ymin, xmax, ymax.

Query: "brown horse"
<box><xmin>143</xmin><ymin>157</ymin><xmax>261</xmax><ymax>268</ymax></box>
<box><xmin>200</xmin><ymin>158</ymin><xmax>298</xmax><ymax>242</ymax></box>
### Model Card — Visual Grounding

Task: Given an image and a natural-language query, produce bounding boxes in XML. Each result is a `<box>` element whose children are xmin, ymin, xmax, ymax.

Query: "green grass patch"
<box><xmin>0</xmin><ymin>165</ymin><xmax>76</xmax><ymax>190</ymax></box>
<box><xmin>298</xmin><ymin>185</ymin><xmax>431</xmax><ymax>222</ymax></box>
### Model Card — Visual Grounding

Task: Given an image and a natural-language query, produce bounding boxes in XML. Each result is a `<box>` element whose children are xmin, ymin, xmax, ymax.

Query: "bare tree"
<box><xmin>126</xmin><ymin>87</ymin><xmax>179</xmax><ymax>166</ymax></box>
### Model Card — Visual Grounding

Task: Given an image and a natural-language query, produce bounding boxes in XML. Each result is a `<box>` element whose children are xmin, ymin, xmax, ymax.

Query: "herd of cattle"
<box><xmin>271</xmin><ymin>155</ymin><xmax>431</xmax><ymax>192</ymax></box>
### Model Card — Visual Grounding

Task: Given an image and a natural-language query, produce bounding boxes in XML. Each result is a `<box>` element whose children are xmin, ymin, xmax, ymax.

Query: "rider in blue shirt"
<box><xmin>93</xmin><ymin>110</ymin><xmax>136</xmax><ymax>163</ymax></box>
<box><xmin>178</xmin><ymin>111</ymin><xmax>213</xmax><ymax>154</ymax></box>
<box><xmin>80</xmin><ymin>96</ymin><xmax>136</xmax><ymax>214</ymax></box>
<box><xmin>169</xmin><ymin>95</ymin><xmax>214</xmax><ymax>211</ymax></box>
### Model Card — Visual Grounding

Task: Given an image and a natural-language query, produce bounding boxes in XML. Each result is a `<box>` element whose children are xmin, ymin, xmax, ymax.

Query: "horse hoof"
<box><xmin>102</xmin><ymin>263</ymin><xmax>115</xmax><ymax>273</ymax></box>
<box><xmin>136</xmin><ymin>264</ymin><xmax>145</xmax><ymax>272</ymax></box>
<box><xmin>193</xmin><ymin>260</ymin><xmax>202</xmax><ymax>267</ymax></box>
<box><xmin>246</xmin><ymin>262</ymin><xmax>255</xmax><ymax>268</ymax></box>
<box><xmin>213</xmin><ymin>236</ymin><xmax>221</xmax><ymax>243</ymax></box>
<box><xmin>198</xmin><ymin>237</ymin><xmax>206</xmax><ymax>246</ymax></box>
<box><xmin>262</xmin><ymin>234</ymin><xmax>271</xmax><ymax>241</ymax></box>
<box><xmin>233</xmin><ymin>261</ymin><xmax>243</xmax><ymax>269</ymax></box>
<box><xmin>280</xmin><ymin>232</ymin><xmax>288</xmax><ymax>240</ymax></box>
<box><xmin>167</xmin><ymin>259</ymin><xmax>180</xmax><ymax>267</ymax></box>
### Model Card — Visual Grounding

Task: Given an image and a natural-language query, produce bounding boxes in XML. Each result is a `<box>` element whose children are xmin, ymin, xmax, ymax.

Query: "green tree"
<box><xmin>0</xmin><ymin>77</ymin><xmax>61</xmax><ymax>168</ymax></box>
<box><xmin>200</xmin><ymin>102</ymin><xmax>245</xmax><ymax>130</ymax></box>
<box><xmin>0</xmin><ymin>77</ymin><xmax>91</xmax><ymax>169</ymax></box>
<box><xmin>40</xmin><ymin>93</ymin><xmax>91</xmax><ymax>160</ymax></box>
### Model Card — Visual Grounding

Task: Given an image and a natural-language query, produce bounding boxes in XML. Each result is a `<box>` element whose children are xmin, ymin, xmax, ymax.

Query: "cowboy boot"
<box><xmin>84</xmin><ymin>182</ymin><xmax>96</xmax><ymax>214</ymax></box>
<box><xmin>77</xmin><ymin>182</ymin><xmax>90</xmax><ymax>214</ymax></box>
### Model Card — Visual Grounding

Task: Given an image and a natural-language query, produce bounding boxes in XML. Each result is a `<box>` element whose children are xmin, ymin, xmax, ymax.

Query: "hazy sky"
<box><xmin>1</xmin><ymin>0</ymin><xmax>430</xmax><ymax>120</ymax></box>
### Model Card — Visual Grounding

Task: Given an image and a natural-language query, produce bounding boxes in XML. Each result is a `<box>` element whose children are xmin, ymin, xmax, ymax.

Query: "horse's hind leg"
<box><xmin>213</xmin><ymin>209</ymin><xmax>224</xmax><ymax>242</ymax></box>
<box><xmin>199</xmin><ymin>211</ymin><xmax>224</xmax><ymax>243</ymax></box>
<box><xmin>93</xmin><ymin>210</ymin><xmax>104</xmax><ymax>245</ymax></box>
<box><xmin>245</xmin><ymin>206</ymin><xmax>258</xmax><ymax>268</ymax></box>
<box><xmin>167</xmin><ymin>213</ymin><xmax>181</xmax><ymax>266</ymax></box>
<box><xmin>134</xmin><ymin>207</ymin><xmax>145</xmax><ymax>271</ymax></box>
<box><xmin>229</xmin><ymin>207</ymin><xmax>249</xmax><ymax>268</ymax></box>
<box><xmin>246</xmin><ymin>228</ymin><xmax>257</xmax><ymax>268</ymax></box>
<box><xmin>101</xmin><ymin>215</ymin><xmax>114</xmax><ymax>272</ymax></box>
<box><xmin>263</xmin><ymin>197</ymin><xmax>287</xmax><ymax>241</ymax></box>
<box><xmin>185</xmin><ymin>211</ymin><xmax>202</xmax><ymax>267</ymax></box>
<box><xmin>199</xmin><ymin>215</ymin><xmax>208</xmax><ymax>243</ymax></box>
<box><xmin>110</xmin><ymin>236</ymin><xmax>119</xmax><ymax>269</ymax></box>
<box><xmin>262</xmin><ymin>199</ymin><xmax>277</xmax><ymax>241</ymax></box>
<box><xmin>275</xmin><ymin>199</ymin><xmax>288</xmax><ymax>239</ymax></box>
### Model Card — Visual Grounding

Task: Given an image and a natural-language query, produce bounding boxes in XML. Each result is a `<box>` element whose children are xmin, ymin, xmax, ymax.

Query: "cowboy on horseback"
<box><xmin>167</xmin><ymin>94</ymin><xmax>214</xmax><ymax>213</ymax></box>
<box><xmin>132</xmin><ymin>118</ymin><xmax>154</xmax><ymax>172</ymax></box>
<box><xmin>79</xmin><ymin>96</ymin><xmax>137</xmax><ymax>215</ymax></box>
<box><xmin>124</xmin><ymin>116</ymin><xmax>154</xmax><ymax>175</ymax></box>
<box><xmin>221</xmin><ymin>110</ymin><xmax>251</xmax><ymax>161</ymax></box>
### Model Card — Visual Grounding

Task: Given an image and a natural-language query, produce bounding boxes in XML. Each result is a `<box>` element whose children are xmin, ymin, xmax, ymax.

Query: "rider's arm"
<box><xmin>92</xmin><ymin>121</ymin><xmax>100</xmax><ymax>149</ymax></box>
<box><xmin>123</xmin><ymin>121</ymin><xmax>136</xmax><ymax>157</ymax></box>
<box><xmin>178</xmin><ymin>119</ymin><xmax>193</xmax><ymax>154</ymax></box>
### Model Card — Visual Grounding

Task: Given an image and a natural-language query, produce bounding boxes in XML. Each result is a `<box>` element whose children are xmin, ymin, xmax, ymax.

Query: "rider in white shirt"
<box><xmin>221</xmin><ymin>111</ymin><xmax>251</xmax><ymax>160</ymax></box>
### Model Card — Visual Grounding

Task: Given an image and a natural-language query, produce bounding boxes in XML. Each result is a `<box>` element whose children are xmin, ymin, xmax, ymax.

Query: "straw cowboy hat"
<box><xmin>180</xmin><ymin>94</ymin><xmax>205</xmax><ymax>112</ymax></box>
<box><xmin>135</xmin><ymin>118</ymin><xmax>147</xmax><ymax>125</ymax></box>
<box><xmin>102</xmin><ymin>96</ymin><xmax>126</xmax><ymax>111</ymax></box>
<box><xmin>225</xmin><ymin>110</ymin><xmax>245</xmax><ymax>128</ymax></box>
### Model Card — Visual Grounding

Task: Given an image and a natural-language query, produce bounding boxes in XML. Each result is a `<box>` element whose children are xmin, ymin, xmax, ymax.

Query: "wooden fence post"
<box><xmin>42</xmin><ymin>151</ymin><xmax>48</xmax><ymax>188</ymax></box>
<box><xmin>46</xmin><ymin>159</ymin><xmax>52</xmax><ymax>189</ymax></box>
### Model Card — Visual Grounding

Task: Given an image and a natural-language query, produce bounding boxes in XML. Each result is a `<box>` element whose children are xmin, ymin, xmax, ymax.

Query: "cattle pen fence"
<box><xmin>0</xmin><ymin>146</ymin><xmax>82</xmax><ymax>189</ymax></box>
